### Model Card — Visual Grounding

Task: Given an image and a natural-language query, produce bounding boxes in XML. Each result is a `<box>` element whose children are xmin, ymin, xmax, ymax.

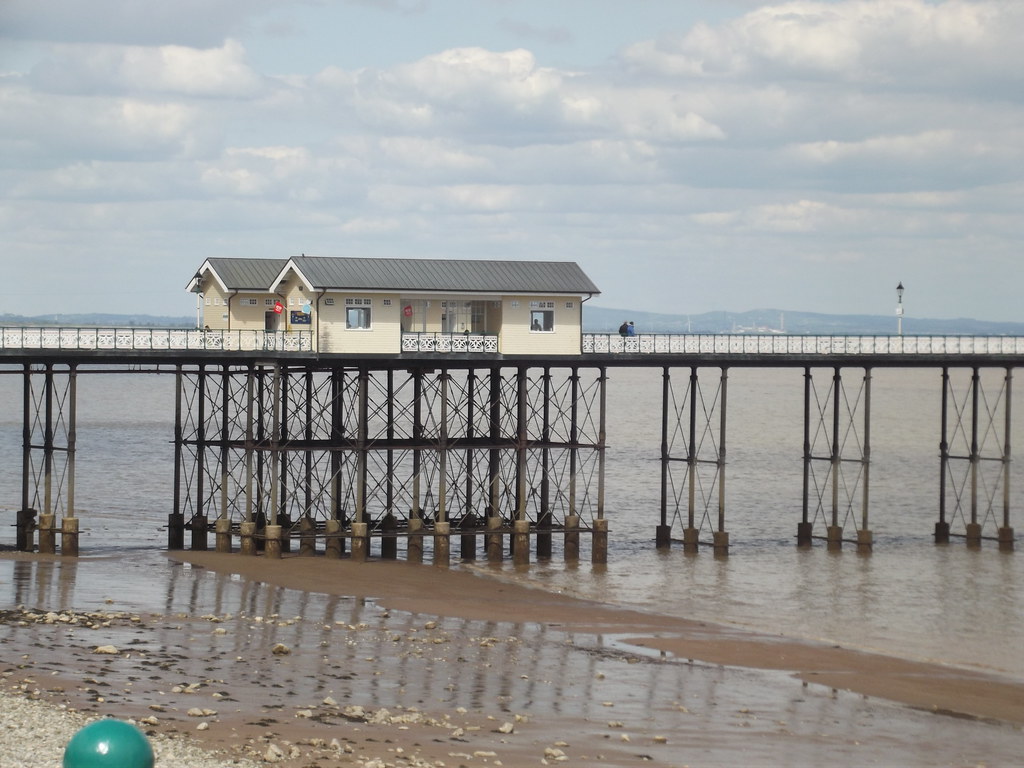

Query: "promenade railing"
<box><xmin>401</xmin><ymin>332</ymin><xmax>499</xmax><ymax>353</ymax></box>
<box><xmin>0</xmin><ymin>327</ymin><xmax>314</xmax><ymax>353</ymax></box>
<box><xmin>583</xmin><ymin>333</ymin><xmax>1024</xmax><ymax>356</ymax></box>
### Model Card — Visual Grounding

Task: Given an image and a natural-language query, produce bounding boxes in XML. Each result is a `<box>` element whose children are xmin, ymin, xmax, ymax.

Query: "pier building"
<box><xmin>188</xmin><ymin>255</ymin><xmax>600</xmax><ymax>355</ymax></box>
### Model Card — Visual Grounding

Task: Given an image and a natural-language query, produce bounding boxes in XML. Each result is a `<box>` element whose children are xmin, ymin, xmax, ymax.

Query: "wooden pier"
<box><xmin>3</xmin><ymin>329</ymin><xmax>1023</xmax><ymax>559</ymax></box>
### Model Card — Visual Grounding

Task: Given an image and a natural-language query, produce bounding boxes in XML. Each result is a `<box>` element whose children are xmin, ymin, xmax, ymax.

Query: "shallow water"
<box><xmin>1</xmin><ymin>365</ymin><xmax>1022</xmax><ymax>681</ymax></box>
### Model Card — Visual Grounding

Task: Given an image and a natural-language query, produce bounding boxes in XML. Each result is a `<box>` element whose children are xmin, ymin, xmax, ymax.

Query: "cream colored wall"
<box><xmin>497</xmin><ymin>296</ymin><xmax>582</xmax><ymax>355</ymax></box>
<box><xmin>200</xmin><ymin>284</ymin><xmax>231</xmax><ymax>330</ymax></box>
<box><xmin>316</xmin><ymin>293</ymin><xmax>402</xmax><ymax>354</ymax></box>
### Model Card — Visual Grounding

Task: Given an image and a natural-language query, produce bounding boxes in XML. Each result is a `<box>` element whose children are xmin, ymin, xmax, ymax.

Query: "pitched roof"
<box><xmin>202</xmin><ymin>256</ymin><xmax>600</xmax><ymax>295</ymax></box>
<box><xmin>203</xmin><ymin>258</ymin><xmax>289</xmax><ymax>290</ymax></box>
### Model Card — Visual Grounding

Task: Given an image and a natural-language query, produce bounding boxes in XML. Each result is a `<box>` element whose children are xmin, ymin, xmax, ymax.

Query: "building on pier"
<box><xmin>188</xmin><ymin>255</ymin><xmax>601</xmax><ymax>355</ymax></box>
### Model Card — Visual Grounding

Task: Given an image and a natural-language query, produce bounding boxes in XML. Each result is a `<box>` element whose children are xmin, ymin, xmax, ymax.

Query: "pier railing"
<box><xmin>401</xmin><ymin>332</ymin><xmax>499</xmax><ymax>353</ymax></box>
<box><xmin>3</xmin><ymin>327</ymin><xmax>1024</xmax><ymax>357</ymax></box>
<box><xmin>0</xmin><ymin>327</ymin><xmax>314</xmax><ymax>352</ymax></box>
<box><xmin>583</xmin><ymin>333</ymin><xmax>1024</xmax><ymax>356</ymax></box>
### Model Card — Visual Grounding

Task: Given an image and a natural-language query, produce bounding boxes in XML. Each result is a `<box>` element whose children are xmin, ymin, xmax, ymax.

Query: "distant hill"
<box><xmin>2</xmin><ymin>309</ymin><xmax>1023</xmax><ymax>336</ymax></box>
<box><xmin>583</xmin><ymin>305</ymin><xmax>1024</xmax><ymax>336</ymax></box>
<box><xmin>0</xmin><ymin>313</ymin><xmax>193</xmax><ymax>328</ymax></box>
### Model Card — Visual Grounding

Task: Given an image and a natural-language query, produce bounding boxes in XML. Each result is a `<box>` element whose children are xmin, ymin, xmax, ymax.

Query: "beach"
<box><xmin>2</xmin><ymin>549</ymin><xmax>1023</xmax><ymax>767</ymax></box>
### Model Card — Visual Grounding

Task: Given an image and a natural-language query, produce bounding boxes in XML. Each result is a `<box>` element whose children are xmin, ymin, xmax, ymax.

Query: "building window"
<box><xmin>345</xmin><ymin>298</ymin><xmax>372</xmax><ymax>329</ymax></box>
<box><xmin>531</xmin><ymin>310</ymin><xmax>554</xmax><ymax>332</ymax></box>
<box><xmin>382</xmin><ymin>299</ymin><xmax>392</xmax><ymax>306</ymax></box>
<box><xmin>324</xmin><ymin>298</ymin><xmax>335</xmax><ymax>306</ymax></box>
<box><xmin>241</xmin><ymin>298</ymin><xmax>258</xmax><ymax>306</ymax></box>
<box><xmin>565</xmin><ymin>301</ymin><xmax>574</xmax><ymax>309</ymax></box>
<box><xmin>346</xmin><ymin>307</ymin><xmax>371</xmax><ymax>329</ymax></box>
<box><xmin>265</xmin><ymin>298</ymin><xmax>276</xmax><ymax>306</ymax></box>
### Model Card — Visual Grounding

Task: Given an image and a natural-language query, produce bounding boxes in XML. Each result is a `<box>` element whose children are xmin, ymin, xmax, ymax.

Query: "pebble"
<box><xmin>0</xmin><ymin>687</ymin><xmax>260</xmax><ymax>768</ymax></box>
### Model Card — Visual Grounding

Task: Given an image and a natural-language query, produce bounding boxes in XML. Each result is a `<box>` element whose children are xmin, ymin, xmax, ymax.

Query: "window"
<box><xmin>565</xmin><ymin>301</ymin><xmax>574</xmax><ymax>309</ymax></box>
<box><xmin>345</xmin><ymin>298</ymin><xmax>372</xmax><ymax>329</ymax></box>
<box><xmin>441</xmin><ymin>299</ymin><xmax>485</xmax><ymax>333</ymax></box>
<box><xmin>265</xmin><ymin>298</ymin><xmax>276</xmax><ymax>306</ymax></box>
<box><xmin>346</xmin><ymin>307</ymin><xmax>371</xmax><ymax>329</ymax></box>
<box><xmin>241</xmin><ymin>298</ymin><xmax>258</xmax><ymax>306</ymax></box>
<box><xmin>530</xmin><ymin>310</ymin><xmax>554</xmax><ymax>332</ymax></box>
<box><xmin>382</xmin><ymin>299</ymin><xmax>392</xmax><ymax>306</ymax></box>
<box><xmin>324</xmin><ymin>298</ymin><xmax>335</xmax><ymax>306</ymax></box>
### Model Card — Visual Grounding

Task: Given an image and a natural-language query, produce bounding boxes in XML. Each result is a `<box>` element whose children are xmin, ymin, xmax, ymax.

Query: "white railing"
<box><xmin>0</xmin><ymin>327</ymin><xmax>314</xmax><ymax>353</ymax></box>
<box><xmin>401</xmin><ymin>332</ymin><xmax>500</xmax><ymax>353</ymax></box>
<box><xmin>582</xmin><ymin>333</ymin><xmax>1024</xmax><ymax>356</ymax></box>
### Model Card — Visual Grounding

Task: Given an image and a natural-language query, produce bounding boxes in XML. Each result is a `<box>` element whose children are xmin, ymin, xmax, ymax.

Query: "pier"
<box><xmin>3</xmin><ymin>328</ymin><xmax>1022</xmax><ymax>559</ymax></box>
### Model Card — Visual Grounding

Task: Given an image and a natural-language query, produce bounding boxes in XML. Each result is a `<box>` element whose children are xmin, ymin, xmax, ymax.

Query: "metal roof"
<box><xmin>208</xmin><ymin>256</ymin><xmax>600</xmax><ymax>295</ymax></box>
<box><xmin>205</xmin><ymin>258</ymin><xmax>289</xmax><ymax>290</ymax></box>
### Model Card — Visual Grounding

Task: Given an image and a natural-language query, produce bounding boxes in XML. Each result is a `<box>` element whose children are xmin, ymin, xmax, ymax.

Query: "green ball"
<box><xmin>63</xmin><ymin>719</ymin><xmax>154</xmax><ymax>768</ymax></box>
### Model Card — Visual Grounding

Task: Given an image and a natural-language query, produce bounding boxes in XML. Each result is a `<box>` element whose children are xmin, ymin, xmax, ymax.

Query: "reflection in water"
<box><xmin>1</xmin><ymin>552</ymin><xmax>1022</xmax><ymax>765</ymax></box>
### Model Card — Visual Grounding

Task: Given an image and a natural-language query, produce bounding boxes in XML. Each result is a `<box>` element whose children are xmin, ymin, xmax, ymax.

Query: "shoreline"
<box><xmin>2</xmin><ymin>549</ymin><xmax>1023</xmax><ymax>767</ymax></box>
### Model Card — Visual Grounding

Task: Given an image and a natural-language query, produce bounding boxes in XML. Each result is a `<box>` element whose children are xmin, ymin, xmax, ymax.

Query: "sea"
<box><xmin>1</xmin><ymin>363</ymin><xmax>1022</xmax><ymax>683</ymax></box>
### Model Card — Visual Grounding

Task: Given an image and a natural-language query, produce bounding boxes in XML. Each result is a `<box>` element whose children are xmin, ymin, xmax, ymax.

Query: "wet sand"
<box><xmin>2</xmin><ymin>550</ymin><xmax>1023</xmax><ymax>766</ymax></box>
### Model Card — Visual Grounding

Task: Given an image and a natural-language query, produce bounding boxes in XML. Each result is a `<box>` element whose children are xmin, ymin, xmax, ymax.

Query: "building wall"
<box><xmin>497</xmin><ymin>295</ymin><xmax>582</xmax><ymax>355</ymax></box>
<box><xmin>316</xmin><ymin>292</ymin><xmax>402</xmax><ymax>354</ymax></box>
<box><xmin>199</xmin><ymin>266</ymin><xmax>586</xmax><ymax>354</ymax></box>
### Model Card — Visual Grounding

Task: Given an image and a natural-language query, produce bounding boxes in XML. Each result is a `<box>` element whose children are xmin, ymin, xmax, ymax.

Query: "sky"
<box><xmin>1</xmin><ymin>0</ymin><xmax>1022</xmax><ymax>323</ymax></box>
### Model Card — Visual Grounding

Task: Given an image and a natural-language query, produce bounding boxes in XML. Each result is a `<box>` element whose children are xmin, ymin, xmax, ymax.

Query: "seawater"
<box><xmin>1</xmin><ymin>365</ymin><xmax>1021</xmax><ymax>680</ymax></box>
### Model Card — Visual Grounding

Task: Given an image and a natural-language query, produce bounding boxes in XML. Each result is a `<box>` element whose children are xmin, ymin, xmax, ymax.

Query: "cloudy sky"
<box><xmin>2</xmin><ymin>0</ymin><xmax>1022</xmax><ymax>324</ymax></box>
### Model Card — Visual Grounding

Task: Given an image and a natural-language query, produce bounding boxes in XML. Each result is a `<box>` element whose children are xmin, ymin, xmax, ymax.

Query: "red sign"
<box><xmin>403</xmin><ymin>305</ymin><xmax>413</xmax><ymax>318</ymax></box>
<box><xmin>273</xmin><ymin>301</ymin><xmax>284</xmax><ymax>314</ymax></box>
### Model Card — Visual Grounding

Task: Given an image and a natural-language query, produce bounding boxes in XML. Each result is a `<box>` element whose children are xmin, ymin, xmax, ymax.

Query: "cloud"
<box><xmin>1</xmin><ymin>0</ymin><xmax>1023</xmax><ymax>320</ymax></box>
<box><xmin>0</xmin><ymin>0</ymin><xmax>284</xmax><ymax>47</ymax></box>
<box><xmin>620</xmin><ymin>0</ymin><xmax>1024</xmax><ymax>92</ymax></box>
<box><xmin>28</xmin><ymin>39</ymin><xmax>264</xmax><ymax>98</ymax></box>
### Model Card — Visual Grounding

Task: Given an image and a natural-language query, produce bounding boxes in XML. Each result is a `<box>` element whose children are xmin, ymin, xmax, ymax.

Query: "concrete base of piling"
<box><xmin>240</xmin><ymin>521</ymin><xmax>257</xmax><ymax>556</ymax></box>
<box><xmin>39</xmin><ymin>513</ymin><xmax>56</xmax><ymax>555</ymax></box>
<box><xmin>592</xmin><ymin>518</ymin><xmax>608</xmax><ymax>564</ymax></box>
<box><xmin>966</xmin><ymin>522</ymin><xmax>983</xmax><ymax>548</ymax></box>
<box><xmin>712</xmin><ymin>530</ymin><xmax>729</xmax><ymax>557</ymax></box>
<box><xmin>485</xmin><ymin>517</ymin><xmax>503</xmax><ymax>561</ymax></box>
<box><xmin>61</xmin><ymin>517</ymin><xmax>79</xmax><ymax>557</ymax></box>
<box><xmin>324</xmin><ymin>519</ymin><xmax>343</xmax><ymax>559</ymax></box>
<box><xmin>215</xmin><ymin>518</ymin><xmax>232</xmax><ymax>553</ymax></box>
<box><xmin>682</xmin><ymin>526</ymin><xmax>699</xmax><ymax>553</ymax></box>
<box><xmin>826</xmin><ymin>525</ymin><xmax>843</xmax><ymax>551</ymax></box>
<box><xmin>857</xmin><ymin>528</ymin><xmax>873</xmax><ymax>553</ymax></box>
<box><xmin>167</xmin><ymin>512</ymin><xmax>184</xmax><ymax>551</ymax></box>
<box><xmin>513</xmin><ymin>520</ymin><xmax>530</xmax><ymax>565</ymax></box>
<box><xmin>655</xmin><ymin>524</ymin><xmax>672</xmax><ymax>549</ymax></box>
<box><xmin>381</xmin><ymin>514</ymin><xmax>398</xmax><ymax>560</ymax></box>
<box><xmin>16</xmin><ymin>508</ymin><xmax>36</xmax><ymax>552</ymax></box>
<box><xmin>191</xmin><ymin>514</ymin><xmax>208</xmax><ymax>551</ymax></box>
<box><xmin>264</xmin><ymin>524</ymin><xmax>283</xmax><ymax>559</ymax></box>
<box><xmin>797</xmin><ymin>521</ymin><xmax>813</xmax><ymax>548</ymax></box>
<box><xmin>433</xmin><ymin>521</ymin><xmax>451</xmax><ymax>566</ymax></box>
<box><xmin>350</xmin><ymin>522</ymin><xmax>369</xmax><ymax>562</ymax></box>
<box><xmin>407</xmin><ymin>518</ymin><xmax>424</xmax><ymax>563</ymax></box>
<box><xmin>934</xmin><ymin>521</ymin><xmax>950</xmax><ymax>544</ymax></box>
<box><xmin>298</xmin><ymin>516</ymin><xmax>316</xmax><ymax>557</ymax></box>
<box><xmin>998</xmin><ymin>526</ymin><xmax>1014</xmax><ymax>552</ymax></box>
<box><xmin>564</xmin><ymin>514</ymin><xmax>580</xmax><ymax>561</ymax></box>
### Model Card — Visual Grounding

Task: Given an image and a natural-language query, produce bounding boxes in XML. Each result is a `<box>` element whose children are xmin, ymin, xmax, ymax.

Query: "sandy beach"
<box><xmin>2</xmin><ymin>549</ymin><xmax>1023</xmax><ymax>767</ymax></box>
